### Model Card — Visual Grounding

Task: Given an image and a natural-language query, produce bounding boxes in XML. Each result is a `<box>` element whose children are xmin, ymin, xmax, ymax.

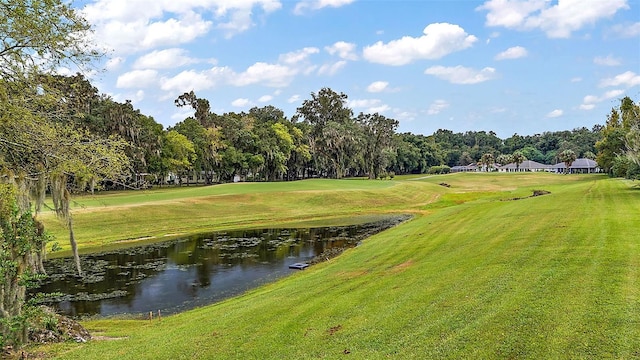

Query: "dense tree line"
<box><xmin>32</xmin><ymin>76</ymin><xmax>612</xmax><ymax>187</ymax></box>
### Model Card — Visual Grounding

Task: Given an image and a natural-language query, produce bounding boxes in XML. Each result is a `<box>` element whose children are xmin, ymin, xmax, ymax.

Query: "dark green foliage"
<box><xmin>428</xmin><ymin>165</ymin><xmax>451</xmax><ymax>174</ymax></box>
<box><xmin>0</xmin><ymin>184</ymin><xmax>49</xmax><ymax>347</ymax></box>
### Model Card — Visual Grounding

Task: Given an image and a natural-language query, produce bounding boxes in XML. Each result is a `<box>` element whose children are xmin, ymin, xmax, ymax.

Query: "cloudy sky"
<box><xmin>73</xmin><ymin>0</ymin><xmax>640</xmax><ymax>138</ymax></box>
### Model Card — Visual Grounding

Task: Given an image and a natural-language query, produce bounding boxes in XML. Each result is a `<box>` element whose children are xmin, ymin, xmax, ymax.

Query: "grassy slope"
<box><xmin>35</xmin><ymin>174</ymin><xmax>640</xmax><ymax>359</ymax></box>
<box><xmin>39</xmin><ymin>179</ymin><xmax>433</xmax><ymax>255</ymax></box>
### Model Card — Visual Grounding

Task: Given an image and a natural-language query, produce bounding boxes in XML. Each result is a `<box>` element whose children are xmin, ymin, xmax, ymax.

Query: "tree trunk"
<box><xmin>68</xmin><ymin>216</ymin><xmax>82</xmax><ymax>276</ymax></box>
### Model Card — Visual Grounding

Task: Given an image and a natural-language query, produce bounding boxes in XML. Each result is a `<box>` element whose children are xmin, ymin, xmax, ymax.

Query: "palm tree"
<box><xmin>512</xmin><ymin>151</ymin><xmax>526</xmax><ymax>172</ymax></box>
<box><xmin>480</xmin><ymin>153</ymin><xmax>495</xmax><ymax>172</ymax></box>
<box><xmin>558</xmin><ymin>149</ymin><xmax>577</xmax><ymax>174</ymax></box>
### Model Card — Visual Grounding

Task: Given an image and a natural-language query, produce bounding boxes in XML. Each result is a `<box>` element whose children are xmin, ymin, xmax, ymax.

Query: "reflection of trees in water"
<box><xmin>31</xmin><ymin>216</ymin><xmax>410</xmax><ymax>317</ymax></box>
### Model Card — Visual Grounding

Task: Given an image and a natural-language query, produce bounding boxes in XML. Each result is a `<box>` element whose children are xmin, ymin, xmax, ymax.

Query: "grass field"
<box><xmin>33</xmin><ymin>173</ymin><xmax>640</xmax><ymax>359</ymax></box>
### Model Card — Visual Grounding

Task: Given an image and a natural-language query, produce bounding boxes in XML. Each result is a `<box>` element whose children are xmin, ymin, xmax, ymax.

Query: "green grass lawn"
<box><xmin>33</xmin><ymin>173</ymin><xmax>640</xmax><ymax>359</ymax></box>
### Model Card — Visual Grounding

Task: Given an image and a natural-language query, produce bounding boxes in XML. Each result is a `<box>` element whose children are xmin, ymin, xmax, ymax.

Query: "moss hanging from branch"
<box><xmin>0</xmin><ymin>183</ymin><xmax>49</xmax><ymax>347</ymax></box>
<box><xmin>50</xmin><ymin>174</ymin><xmax>82</xmax><ymax>276</ymax></box>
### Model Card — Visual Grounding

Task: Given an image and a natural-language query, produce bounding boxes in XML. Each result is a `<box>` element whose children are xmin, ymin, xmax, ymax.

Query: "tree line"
<box><xmin>32</xmin><ymin>74</ymin><xmax>622</xmax><ymax>187</ymax></box>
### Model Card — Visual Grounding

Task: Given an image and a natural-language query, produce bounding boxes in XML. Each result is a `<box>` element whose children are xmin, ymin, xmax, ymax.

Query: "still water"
<box><xmin>32</xmin><ymin>216</ymin><xmax>408</xmax><ymax>318</ymax></box>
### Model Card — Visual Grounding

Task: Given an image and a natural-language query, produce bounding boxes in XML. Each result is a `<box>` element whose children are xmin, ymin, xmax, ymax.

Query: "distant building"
<box><xmin>498</xmin><ymin>160</ymin><xmax>550</xmax><ymax>172</ymax></box>
<box><xmin>451</xmin><ymin>164</ymin><xmax>478</xmax><ymax>173</ymax></box>
<box><xmin>551</xmin><ymin>158</ymin><xmax>599</xmax><ymax>174</ymax></box>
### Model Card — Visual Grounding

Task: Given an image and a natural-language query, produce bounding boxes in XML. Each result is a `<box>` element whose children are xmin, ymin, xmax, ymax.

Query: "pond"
<box><xmin>31</xmin><ymin>215</ymin><xmax>410</xmax><ymax>318</ymax></box>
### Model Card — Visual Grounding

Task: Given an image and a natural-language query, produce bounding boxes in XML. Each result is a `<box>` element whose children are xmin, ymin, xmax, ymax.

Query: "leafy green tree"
<box><xmin>0</xmin><ymin>184</ymin><xmax>49</xmax><ymax>347</ymax></box>
<box><xmin>622</xmin><ymin>98</ymin><xmax>640</xmax><ymax>166</ymax></box>
<box><xmin>518</xmin><ymin>146</ymin><xmax>545</xmax><ymax>163</ymax></box>
<box><xmin>296</xmin><ymin>88</ymin><xmax>356</xmax><ymax>178</ymax></box>
<box><xmin>0</xmin><ymin>0</ymin><xmax>123</xmax><ymax>345</ymax></box>
<box><xmin>0</xmin><ymin>0</ymin><xmax>97</xmax><ymax>82</ymax></box>
<box><xmin>357</xmin><ymin>113</ymin><xmax>399</xmax><ymax>179</ymax></box>
<box><xmin>496</xmin><ymin>154</ymin><xmax>512</xmax><ymax>167</ymax></box>
<box><xmin>393</xmin><ymin>133</ymin><xmax>442</xmax><ymax>174</ymax></box>
<box><xmin>597</xmin><ymin>105</ymin><xmax>629</xmax><ymax>175</ymax></box>
<box><xmin>161</xmin><ymin>131</ymin><xmax>196</xmax><ymax>185</ymax></box>
<box><xmin>285</xmin><ymin>124</ymin><xmax>311</xmax><ymax>180</ymax></box>
<box><xmin>175</xmin><ymin>91</ymin><xmax>215</xmax><ymax>128</ymax></box>
<box><xmin>172</xmin><ymin>118</ymin><xmax>223</xmax><ymax>184</ymax></box>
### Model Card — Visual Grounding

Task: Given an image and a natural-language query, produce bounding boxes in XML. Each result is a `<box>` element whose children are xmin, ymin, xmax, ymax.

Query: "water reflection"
<box><xmin>32</xmin><ymin>216</ymin><xmax>408</xmax><ymax>318</ymax></box>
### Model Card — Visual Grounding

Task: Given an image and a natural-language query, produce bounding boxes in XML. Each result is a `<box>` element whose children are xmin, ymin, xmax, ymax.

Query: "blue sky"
<box><xmin>71</xmin><ymin>0</ymin><xmax>640</xmax><ymax>138</ymax></box>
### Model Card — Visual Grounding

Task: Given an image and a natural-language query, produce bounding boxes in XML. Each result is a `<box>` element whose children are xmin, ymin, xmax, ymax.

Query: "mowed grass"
<box><xmin>34</xmin><ymin>173</ymin><xmax>640</xmax><ymax>359</ymax></box>
<box><xmin>39</xmin><ymin>179</ymin><xmax>439</xmax><ymax>255</ymax></box>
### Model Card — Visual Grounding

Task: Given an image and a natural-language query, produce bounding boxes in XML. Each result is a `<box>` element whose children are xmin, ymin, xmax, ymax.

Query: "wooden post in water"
<box><xmin>158</xmin><ymin>310</ymin><xmax>162</xmax><ymax>321</ymax></box>
<box><xmin>149</xmin><ymin>311</ymin><xmax>153</xmax><ymax>321</ymax></box>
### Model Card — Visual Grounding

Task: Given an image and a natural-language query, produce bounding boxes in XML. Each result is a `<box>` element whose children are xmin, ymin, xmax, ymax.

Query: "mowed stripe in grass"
<box><xmin>35</xmin><ymin>175</ymin><xmax>640</xmax><ymax>359</ymax></box>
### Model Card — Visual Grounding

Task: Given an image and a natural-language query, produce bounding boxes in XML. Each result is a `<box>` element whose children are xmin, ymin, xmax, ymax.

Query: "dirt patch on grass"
<box><xmin>327</xmin><ymin>325</ymin><xmax>342</xmax><ymax>335</ymax></box>
<box><xmin>390</xmin><ymin>260</ymin><xmax>414</xmax><ymax>274</ymax></box>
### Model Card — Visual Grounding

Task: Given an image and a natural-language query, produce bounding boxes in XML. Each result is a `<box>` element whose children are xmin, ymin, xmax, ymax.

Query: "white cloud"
<box><xmin>230</xmin><ymin>62</ymin><xmax>296</xmax><ymax>87</ymax></box>
<box><xmin>349</xmin><ymin>99</ymin><xmax>390</xmax><ymax>114</ymax></box>
<box><xmin>367</xmin><ymin>81</ymin><xmax>389</xmax><ymax>93</ymax></box>
<box><xmin>110</xmin><ymin>89</ymin><xmax>145</xmax><ymax>103</ymax></box>
<box><xmin>91</xmin><ymin>13</ymin><xmax>213</xmax><ymax>54</ymax></box>
<box><xmin>105</xmin><ymin>57</ymin><xmax>126</xmax><ymax>71</ymax></box>
<box><xmin>82</xmin><ymin>1</ymin><xmax>282</xmax><ymax>54</ymax></box>
<box><xmin>599</xmin><ymin>71</ymin><xmax>640</xmax><ymax>88</ymax></box>
<box><xmin>478</xmin><ymin>0</ymin><xmax>629</xmax><ymax>38</ymax></box>
<box><xmin>393</xmin><ymin>110</ymin><xmax>417</xmax><ymax>122</ymax></box>
<box><xmin>495</xmin><ymin>46</ymin><xmax>528</xmax><ymax>60</ymax></box>
<box><xmin>224</xmin><ymin>46</ymin><xmax>324</xmax><ymax>87</ymax></box>
<box><xmin>611</xmin><ymin>22</ymin><xmax>640</xmax><ymax>37</ymax></box>
<box><xmin>325</xmin><ymin>41</ymin><xmax>358</xmax><ymax>60</ymax></box>
<box><xmin>258</xmin><ymin>95</ymin><xmax>273</xmax><ymax>103</ymax></box>
<box><xmin>143</xmin><ymin>14</ymin><xmax>212</xmax><ymax>48</ymax></box>
<box><xmin>363</xmin><ymin>23</ymin><xmax>477</xmax><ymax>66</ymax></box>
<box><xmin>279</xmin><ymin>47</ymin><xmax>319</xmax><ymax>65</ymax></box>
<box><xmin>478</xmin><ymin>0</ymin><xmax>545</xmax><ymax>28</ymax></box>
<box><xmin>159</xmin><ymin>68</ymin><xmax>225</xmax><ymax>94</ymax></box>
<box><xmin>116</xmin><ymin>69</ymin><xmax>159</xmax><ymax>88</ymax></box>
<box><xmin>231</xmin><ymin>98</ymin><xmax>252</xmax><ymax>107</ymax></box>
<box><xmin>287</xmin><ymin>95</ymin><xmax>301</xmax><ymax>103</ymax></box>
<box><xmin>427</xmin><ymin>100</ymin><xmax>450</xmax><ymax>115</ymax></box>
<box><xmin>580</xmin><ymin>89</ymin><xmax>625</xmax><ymax>110</ymax></box>
<box><xmin>424</xmin><ymin>65</ymin><xmax>497</xmax><ymax>84</ymax></box>
<box><xmin>317</xmin><ymin>61</ymin><xmax>347</xmax><ymax>76</ymax></box>
<box><xmin>594</xmin><ymin>55</ymin><xmax>621</xmax><ymax>66</ymax></box>
<box><xmin>571</xmin><ymin>77</ymin><xmax>582</xmax><ymax>83</ymax></box>
<box><xmin>349</xmin><ymin>99</ymin><xmax>380</xmax><ymax>108</ymax></box>
<box><xmin>133</xmin><ymin>48</ymin><xmax>203</xmax><ymax>69</ymax></box>
<box><xmin>294</xmin><ymin>0</ymin><xmax>355</xmax><ymax>15</ymax></box>
<box><xmin>368</xmin><ymin>104</ymin><xmax>391</xmax><ymax>114</ymax></box>
<box><xmin>133</xmin><ymin>90</ymin><xmax>145</xmax><ymax>102</ymax></box>
<box><xmin>546</xmin><ymin>109</ymin><xmax>563</xmax><ymax>118</ymax></box>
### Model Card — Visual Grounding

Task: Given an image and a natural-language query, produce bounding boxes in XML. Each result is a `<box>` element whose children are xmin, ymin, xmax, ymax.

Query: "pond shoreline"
<box><xmin>32</xmin><ymin>214</ymin><xmax>412</xmax><ymax>319</ymax></box>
